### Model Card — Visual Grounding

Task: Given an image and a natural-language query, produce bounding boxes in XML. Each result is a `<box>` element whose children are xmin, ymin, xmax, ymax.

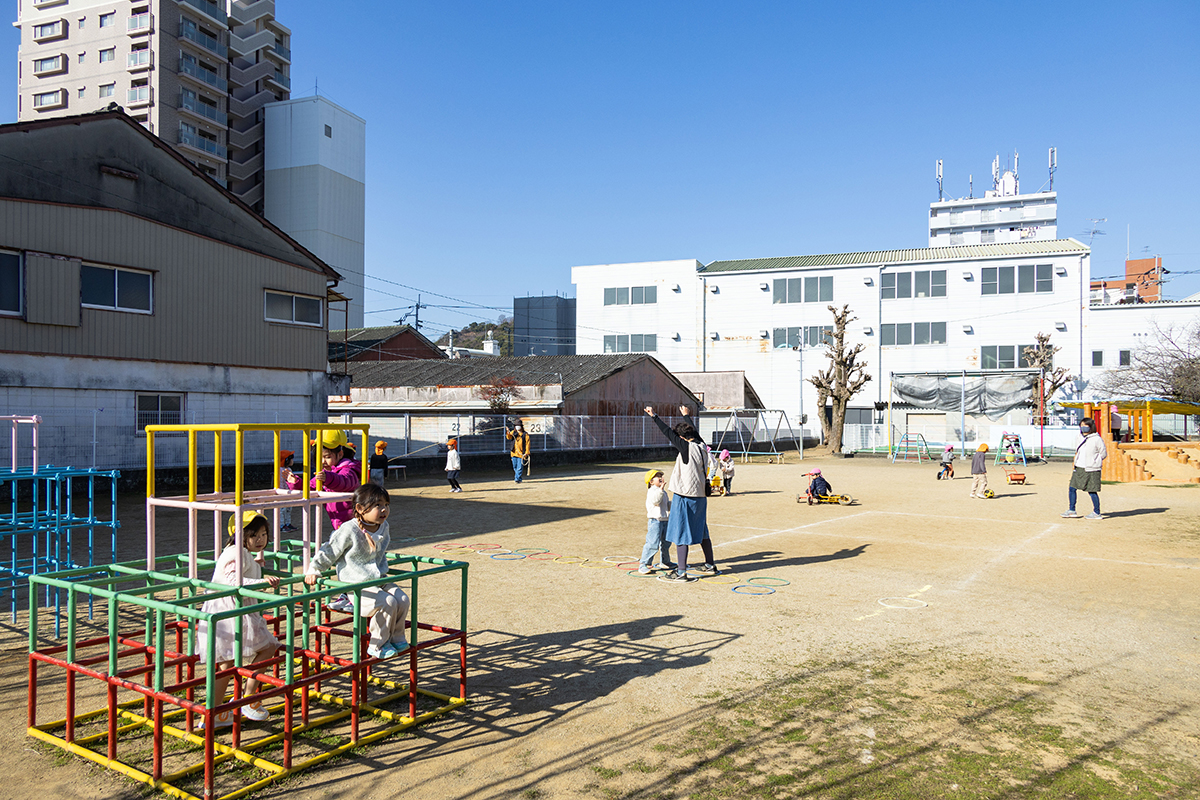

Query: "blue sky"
<box><xmin>5</xmin><ymin>2</ymin><xmax>1198</xmax><ymax>338</ymax></box>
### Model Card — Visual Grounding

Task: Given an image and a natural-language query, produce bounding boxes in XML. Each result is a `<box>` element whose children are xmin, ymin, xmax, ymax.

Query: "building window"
<box><xmin>264</xmin><ymin>290</ymin><xmax>322</xmax><ymax>326</ymax></box>
<box><xmin>882</xmin><ymin>322</ymin><xmax>947</xmax><ymax>347</ymax></box>
<box><xmin>844</xmin><ymin>408</ymin><xmax>873</xmax><ymax>425</ymax></box>
<box><xmin>981</xmin><ymin>265</ymin><xmax>1018</xmax><ymax>295</ymax></box>
<box><xmin>772</xmin><ymin>326</ymin><xmax>832</xmax><ymax>349</ymax></box>
<box><xmin>1092</xmin><ymin>351</ymin><xmax>1104</xmax><ymax>367</ymax></box>
<box><xmin>981</xmin><ymin>344</ymin><xmax>1037</xmax><ymax>369</ymax></box>
<box><xmin>603</xmin><ymin>285</ymin><xmax>656</xmax><ymax>306</ymax></box>
<box><xmin>324</xmin><ymin>124</ymin><xmax>332</xmax><ymax>138</ymax></box>
<box><xmin>772</xmin><ymin>278</ymin><xmax>802</xmax><ymax>304</ymax></box>
<box><xmin>804</xmin><ymin>276</ymin><xmax>833</xmax><ymax>303</ymax></box>
<box><xmin>0</xmin><ymin>251</ymin><xmax>21</xmax><ymax>315</ymax></box>
<box><xmin>1119</xmin><ymin>350</ymin><xmax>1131</xmax><ymax>367</ymax></box>
<box><xmin>99</xmin><ymin>83</ymin><xmax>115</xmax><ymax>98</ymax></box>
<box><xmin>99</xmin><ymin>47</ymin><xmax>115</xmax><ymax>63</ymax></box>
<box><xmin>1017</xmin><ymin>263</ymin><xmax>1053</xmax><ymax>293</ymax></box>
<box><xmin>100</xmin><ymin>12</ymin><xmax>114</xmax><ymax>27</ymax></box>
<box><xmin>603</xmin><ymin>334</ymin><xmax>657</xmax><ymax>353</ymax></box>
<box><xmin>33</xmin><ymin>20</ymin><xmax>66</xmax><ymax>40</ymax></box>
<box><xmin>136</xmin><ymin>393</ymin><xmax>185</xmax><ymax>433</ymax></box>
<box><xmin>33</xmin><ymin>55</ymin><xmax>65</xmax><ymax>74</ymax></box>
<box><xmin>33</xmin><ymin>89</ymin><xmax>66</xmax><ymax>108</ymax></box>
<box><xmin>81</xmin><ymin>264</ymin><xmax>152</xmax><ymax>312</ymax></box>
<box><xmin>882</xmin><ymin>270</ymin><xmax>945</xmax><ymax>300</ymax></box>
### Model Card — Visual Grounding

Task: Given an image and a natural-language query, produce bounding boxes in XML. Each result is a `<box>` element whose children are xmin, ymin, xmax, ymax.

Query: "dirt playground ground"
<box><xmin>0</xmin><ymin>454</ymin><xmax>1198</xmax><ymax>799</ymax></box>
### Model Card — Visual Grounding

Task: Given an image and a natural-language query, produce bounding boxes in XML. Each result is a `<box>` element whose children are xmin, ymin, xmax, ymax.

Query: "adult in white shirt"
<box><xmin>1062</xmin><ymin>418</ymin><xmax>1107</xmax><ymax>520</ymax></box>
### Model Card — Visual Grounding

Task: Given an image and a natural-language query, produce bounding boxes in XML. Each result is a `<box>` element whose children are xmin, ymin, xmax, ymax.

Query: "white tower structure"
<box><xmin>929</xmin><ymin>151</ymin><xmax>1057</xmax><ymax>247</ymax></box>
<box><xmin>264</xmin><ymin>95</ymin><xmax>366</xmax><ymax>330</ymax></box>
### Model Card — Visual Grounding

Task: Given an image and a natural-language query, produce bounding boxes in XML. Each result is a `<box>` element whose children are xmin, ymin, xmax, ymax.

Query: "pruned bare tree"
<box><xmin>1089</xmin><ymin>322</ymin><xmax>1200</xmax><ymax>404</ymax></box>
<box><xmin>808</xmin><ymin>304</ymin><xmax>871</xmax><ymax>453</ymax></box>
<box><xmin>1021</xmin><ymin>332</ymin><xmax>1076</xmax><ymax>424</ymax></box>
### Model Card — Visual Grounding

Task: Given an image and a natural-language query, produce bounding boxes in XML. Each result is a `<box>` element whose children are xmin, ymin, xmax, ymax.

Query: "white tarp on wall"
<box><xmin>891</xmin><ymin>374</ymin><xmax>1036</xmax><ymax>421</ymax></box>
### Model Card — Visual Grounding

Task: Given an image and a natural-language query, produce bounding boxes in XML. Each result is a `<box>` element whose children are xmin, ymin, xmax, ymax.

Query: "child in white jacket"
<box><xmin>638</xmin><ymin>470</ymin><xmax>676</xmax><ymax>574</ymax></box>
<box><xmin>445</xmin><ymin>438</ymin><xmax>462</xmax><ymax>493</ymax></box>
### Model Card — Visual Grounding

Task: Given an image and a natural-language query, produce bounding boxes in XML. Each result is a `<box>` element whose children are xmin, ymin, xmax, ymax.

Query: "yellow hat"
<box><xmin>977</xmin><ymin>443</ymin><xmax>989</xmax><ymax>452</ymax></box>
<box><xmin>312</xmin><ymin>429</ymin><xmax>349</xmax><ymax>451</ymax></box>
<box><xmin>228</xmin><ymin>510</ymin><xmax>268</xmax><ymax>536</ymax></box>
<box><xmin>374</xmin><ymin>440</ymin><xmax>388</xmax><ymax>454</ymax></box>
<box><xmin>644</xmin><ymin>469</ymin><xmax>664</xmax><ymax>486</ymax></box>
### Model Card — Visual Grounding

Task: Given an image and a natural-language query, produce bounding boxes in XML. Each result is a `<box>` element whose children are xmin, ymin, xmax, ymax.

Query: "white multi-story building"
<box><xmin>15</xmin><ymin>0</ymin><xmax>292</xmax><ymax>213</ymax></box>
<box><xmin>265</xmin><ymin>95</ymin><xmax>366</xmax><ymax>330</ymax></box>
<box><xmin>929</xmin><ymin>155</ymin><xmax>1056</xmax><ymax>246</ymax></box>
<box><xmin>573</xmin><ymin>241</ymin><xmax>1092</xmax><ymax>429</ymax></box>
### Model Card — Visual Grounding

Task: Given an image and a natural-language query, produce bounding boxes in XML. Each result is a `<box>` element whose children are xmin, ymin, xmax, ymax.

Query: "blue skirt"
<box><xmin>666</xmin><ymin>495</ymin><xmax>708</xmax><ymax>545</ymax></box>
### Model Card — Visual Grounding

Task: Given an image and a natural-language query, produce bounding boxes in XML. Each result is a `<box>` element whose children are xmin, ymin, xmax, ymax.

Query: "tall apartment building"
<box><xmin>15</xmin><ymin>0</ymin><xmax>290</xmax><ymax>213</ymax></box>
<box><xmin>513</xmin><ymin>295</ymin><xmax>576</xmax><ymax>356</ymax></box>
<box><xmin>929</xmin><ymin>154</ymin><xmax>1057</xmax><ymax>247</ymax></box>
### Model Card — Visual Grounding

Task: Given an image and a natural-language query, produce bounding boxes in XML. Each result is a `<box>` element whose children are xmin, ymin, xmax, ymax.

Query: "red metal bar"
<box><xmin>283</xmin><ymin>693</ymin><xmax>293</xmax><ymax>769</ymax></box>
<box><xmin>459</xmin><ymin>632</ymin><xmax>467</xmax><ymax>700</ymax></box>
<box><xmin>301</xmin><ymin>652</ymin><xmax>310</xmax><ymax>725</ymax></box>
<box><xmin>27</xmin><ymin>654</ymin><xmax>37</xmax><ymax>728</ymax></box>
<box><xmin>350</xmin><ymin>665</ymin><xmax>360</xmax><ymax>744</ymax></box>
<box><xmin>107</xmin><ymin>683</ymin><xmax>117</xmax><ymax>760</ymax></box>
<box><xmin>65</xmin><ymin>670</ymin><xmax>76</xmax><ymax>742</ymax></box>
<box><xmin>409</xmin><ymin>646</ymin><xmax>418</xmax><ymax>719</ymax></box>
<box><xmin>204</xmin><ymin>717</ymin><xmax>215</xmax><ymax>799</ymax></box>
<box><xmin>152</xmin><ymin>698</ymin><xmax>163</xmax><ymax>780</ymax></box>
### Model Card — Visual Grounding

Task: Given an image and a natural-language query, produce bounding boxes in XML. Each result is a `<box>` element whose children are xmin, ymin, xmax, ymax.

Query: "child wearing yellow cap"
<box><xmin>638</xmin><ymin>469</ymin><xmax>676</xmax><ymax>574</ymax></box>
<box><xmin>970</xmin><ymin>442</ymin><xmax>989</xmax><ymax>498</ymax></box>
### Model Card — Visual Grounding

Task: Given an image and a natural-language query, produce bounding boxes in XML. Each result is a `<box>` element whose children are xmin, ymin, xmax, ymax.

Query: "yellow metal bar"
<box><xmin>214</xmin><ymin>430</ymin><xmax>222</xmax><ymax>494</ymax></box>
<box><xmin>235</xmin><ymin>430</ymin><xmax>244</xmax><ymax>506</ymax></box>
<box><xmin>272</xmin><ymin>431</ymin><xmax>281</xmax><ymax>489</ymax></box>
<box><xmin>146</xmin><ymin>423</ymin><xmax>371</xmax><ymax>434</ymax></box>
<box><xmin>146</xmin><ymin>429</ymin><xmax>155</xmax><ymax>499</ymax></box>
<box><xmin>27</xmin><ymin>728</ymin><xmax>202</xmax><ymax>800</ymax></box>
<box><xmin>188</xmin><ymin>428</ymin><xmax>197</xmax><ymax>503</ymax></box>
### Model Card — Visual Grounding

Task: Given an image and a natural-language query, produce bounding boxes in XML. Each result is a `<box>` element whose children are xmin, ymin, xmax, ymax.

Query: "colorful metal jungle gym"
<box><xmin>1</xmin><ymin>415</ymin><xmax>120</xmax><ymax>631</ymax></box>
<box><xmin>25</xmin><ymin>423</ymin><xmax>469</xmax><ymax>800</ymax></box>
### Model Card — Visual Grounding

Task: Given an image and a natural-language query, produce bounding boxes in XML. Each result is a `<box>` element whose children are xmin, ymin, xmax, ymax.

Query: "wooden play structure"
<box><xmin>1071</xmin><ymin>400</ymin><xmax>1200</xmax><ymax>483</ymax></box>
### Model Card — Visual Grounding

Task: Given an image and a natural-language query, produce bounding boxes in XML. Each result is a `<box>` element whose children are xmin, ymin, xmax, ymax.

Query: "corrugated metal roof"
<box><xmin>327</xmin><ymin>325</ymin><xmax>444</xmax><ymax>362</ymax></box>
<box><xmin>344</xmin><ymin>354</ymin><xmax>668</xmax><ymax>396</ymax></box>
<box><xmin>701</xmin><ymin>239</ymin><xmax>1089</xmax><ymax>273</ymax></box>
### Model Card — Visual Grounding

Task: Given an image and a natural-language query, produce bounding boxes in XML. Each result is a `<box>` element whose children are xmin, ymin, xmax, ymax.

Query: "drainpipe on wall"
<box><xmin>701</xmin><ymin>275</ymin><xmax>707</xmax><ymax>372</ymax></box>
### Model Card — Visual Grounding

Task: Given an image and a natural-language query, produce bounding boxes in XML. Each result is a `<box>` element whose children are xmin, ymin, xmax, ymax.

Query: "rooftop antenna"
<box><xmin>969</xmin><ymin>174</ymin><xmax>973</xmax><ymax>198</ymax></box>
<box><xmin>1081</xmin><ymin>218</ymin><xmax>1107</xmax><ymax>247</ymax></box>
<box><xmin>936</xmin><ymin>159</ymin><xmax>943</xmax><ymax>201</ymax></box>
<box><xmin>1048</xmin><ymin>146</ymin><xmax>1057</xmax><ymax>191</ymax></box>
<box><xmin>1013</xmin><ymin>149</ymin><xmax>1019</xmax><ymax>193</ymax></box>
<box><xmin>991</xmin><ymin>155</ymin><xmax>1000</xmax><ymax>191</ymax></box>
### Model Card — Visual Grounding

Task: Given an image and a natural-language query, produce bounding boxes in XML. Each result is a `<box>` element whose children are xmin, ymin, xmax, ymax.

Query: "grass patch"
<box><xmin>590</xmin><ymin>765</ymin><xmax>621</xmax><ymax>779</ymax></box>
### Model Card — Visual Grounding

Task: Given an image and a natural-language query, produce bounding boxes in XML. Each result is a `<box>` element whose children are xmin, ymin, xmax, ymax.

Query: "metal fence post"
<box><xmin>612</xmin><ymin>417</ymin><xmax>617</xmax><ymax>449</ymax></box>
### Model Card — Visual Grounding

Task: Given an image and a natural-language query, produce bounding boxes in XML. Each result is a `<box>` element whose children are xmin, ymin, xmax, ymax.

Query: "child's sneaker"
<box><xmin>390</xmin><ymin>635</ymin><xmax>408</xmax><ymax>651</ymax></box>
<box><xmin>327</xmin><ymin>593</ymin><xmax>354</xmax><ymax>612</ymax></box>
<box><xmin>1060</xmin><ymin>510</ymin><xmax>1079</xmax><ymax>518</ymax></box>
<box><xmin>1085</xmin><ymin>512</ymin><xmax>1103</xmax><ymax>520</ymax></box>
<box><xmin>691</xmin><ymin>563</ymin><xmax>719</xmax><ymax>575</ymax></box>
<box><xmin>657</xmin><ymin>571</ymin><xmax>697</xmax><ymax>584</ymax></box>
<box><xmin>242</xmin><ymin>702</ymin><xmax>270</xmax><ymax>722</ymax></box>
<box><xmin>638</xmin><ymin>564</ymin><xmax>653</xmax><ymax>575</ymax></box>
<box><xmin>198</xmin><ymin>710</ymin><xmax>234</xmax><ymax>730</ymax></box>
<box><xmin>281</xmin><ymin>524</ymin><xmax>298</xmax><ymax>533</ymax></box>
<box><xmin>658</xmin><ymin>562</ymin><xmax>677</xmax><ymax>572</ymax></box>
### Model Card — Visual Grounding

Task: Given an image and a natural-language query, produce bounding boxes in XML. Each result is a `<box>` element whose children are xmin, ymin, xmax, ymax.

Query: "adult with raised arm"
<box><xmin>644</xmin><ymin>404</ymin><xmax>720</xmax><ymax>583</ymax></box>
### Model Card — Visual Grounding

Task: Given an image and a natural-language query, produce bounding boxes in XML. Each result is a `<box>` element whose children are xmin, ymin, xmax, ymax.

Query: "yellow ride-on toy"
<box><xmin>1001</xmin><ymin>465</ymin><xmax>1027</xmax><ymax>485</ymax></box>
<box><xmin>797</xmin><ymin>492</ymin><xmax>854</xmax><ymax>505</ymax></box>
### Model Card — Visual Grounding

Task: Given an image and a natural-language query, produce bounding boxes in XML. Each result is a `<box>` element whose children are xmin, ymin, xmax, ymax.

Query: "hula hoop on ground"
<box><xmin>878</xmin><ymin>597</ymin><xmax>928</xmax><ymax>609</ymax></box>
<box><xmin>553</xmin><ymin>556</ymin><xmax>588</xmax><ymax>564</ymax></box>
<box><xmin>604</xmin><ymin>556</ymin><xmax>640</xmax><ymax>563</ymax></box>
<box><xmin>491</xmin><ymin>553</ymin><xmax>526</xmax><ymax>560</ymax></box>
<box><xmin>731</xmin><ymin>584</ymin><xmax>776</xmax><ymax>596</ymax></box>
<box><xmin>579</xmin><ymin>561</ymin><xmax>613</xmax><ymax>569</ymax></box>
<box><xmin>432</xmin><ymin>543</ymin><xmax>470</xmax><ymax>551</ymax></box>
<box><xmin>627</xmin><ymin>569</ymin><xmax>659</xmax><ymax>578</ymax></box>
<box><xmin>699</xmin><ymin>575</ymin><xmax>741</xmax><ymax>585</ymax></box>
<box><xmin>746</xmin><ymin>577</ymin><xmax>790</xmax><ymax>587</ymax></box>
<box><xmin>526</xmin><ymin>553</ymin><xmax>561</xmax><ymax>561</ymax></box>
<box><xmin>612</xmin><ymin>561</ymin><xmax>642</xmax><ymax>571</ymax></box>
<box><xmin>514</xmin><ymin>548</ymin><xmax>550</xmax><ymax>555</ymax></box>
<box><xmin>438</xmin><ymin>548</ymin><xmax>476</xmax><ymax>556</ymax></box>
<box><xmin>470</xmin><ymin>543</ymin><xmax>505</xmax><ymax>551</ymax></box>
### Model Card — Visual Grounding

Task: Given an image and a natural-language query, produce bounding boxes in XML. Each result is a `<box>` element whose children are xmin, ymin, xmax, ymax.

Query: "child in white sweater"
<box><xmin>304</xmin><ymin>483</ymin><xmax>410</xmax><ymax>659</ymax></box>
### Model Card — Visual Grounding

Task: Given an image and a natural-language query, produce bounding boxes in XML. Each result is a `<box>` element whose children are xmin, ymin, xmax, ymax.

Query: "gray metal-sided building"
<box><xmin>0</xmin><ymin>110</ymin><xmax>342</xmax><ymax>469</ymax></box>
<box><xmin>513</xmin><ymin>295</ymin><xmax>575</xmax><ymax>356</ymax></box>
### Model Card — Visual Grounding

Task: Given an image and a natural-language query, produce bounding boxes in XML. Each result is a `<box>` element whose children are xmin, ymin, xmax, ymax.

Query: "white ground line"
<box><xmin>870</xmin><ymin>510</ymin><xmax>1051</xmax><ymax>525</ymax></box>
<box><xmin>953</xmin><ymin>523</ymin><xmax>1060</xmax><ymax>591</ymax></box>
<box><xmin>714</xmin><ymin>511</ymin><xmax>872</xmax><ymax>548</ymax></box>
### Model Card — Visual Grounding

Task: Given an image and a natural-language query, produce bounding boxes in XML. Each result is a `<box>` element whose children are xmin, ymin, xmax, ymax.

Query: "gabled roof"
<box><xmin>0</xmin><ymin>109</ymin><xmax>338</xmax><ymax>279</ymax></box>
<box><xmin>701</xmin><ymin>239</ymin><xmax>1089</xmax><ymax>273</ymax></box>
<box><xmin>327</xmin><ymin>325</ymin><xmax>445</xmax><ymax>361</ymax></box>
<box><xmin>344</xmin><ymin>354</ymin><xmax>694</xmax><ymax>398</ymax></box>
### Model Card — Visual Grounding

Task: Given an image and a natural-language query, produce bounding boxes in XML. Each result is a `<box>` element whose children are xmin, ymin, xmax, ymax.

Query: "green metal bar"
<box><xmin>108</xmin><ymin>594</ymin><xmax>118</xmax><ymax>675</ymax></box>
<box><xmin>66</xmin><ymin>585</ymin><xmax>77</xmax><ymax>663</ymax></box>
<box><xmin>154</xmin><ymin>608</ymin><xmax>165</xmax><ymax>692</ymax></box>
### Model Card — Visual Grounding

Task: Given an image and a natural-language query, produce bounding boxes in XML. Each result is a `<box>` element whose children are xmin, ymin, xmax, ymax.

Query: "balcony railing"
<box><xmin>127</xmin><ymin>86</ymin><xmax>152</xmax><ymax>106</ymax></box>
<box><xmin>179</xmin><ymin>0</ymin><xmax>227</xmax><ymax>25</ymax></box>
<box><xmin>179</xmin><ymin>130</ymin><xmax>226</xmax><ymax>159</ymax></box>
<box><xmin>179</xmin><ymin>23</ymin><xmax>227</xmax><ymax>57</ymax></box>
<box><xmin>127</xmin><ymin>49</ymin><xmax>152</xmax><ymax>69</ymax></box>
<box><xmin>268</xmin><ymin>70</ymin><xmax>290</xmax><ymax>90</ymax></box>
<box><xmin>127</xmin><ymin>12</ymin><xmax>152</xmax><ymax>33</ymax></box>
<box><xmin>179</xmin><ymin>58</ymin><xmax>227</xmax><ymax>91</ymax></box>
<box><xmin>268</xmin><ymin>42</ymin><xmax>290</xmax><ymax>61</ymax></box>
<box><xmin>180</xmin><ymin>93</ymin><xmax>227</xmax><ymax>125</ymax></box>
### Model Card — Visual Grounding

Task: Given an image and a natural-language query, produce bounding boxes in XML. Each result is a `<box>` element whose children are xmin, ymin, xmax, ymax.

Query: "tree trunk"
<box><xmin>829</xmin><ymin>397</ymin><xmax>848</xmax><ymax>453</ymax></box>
